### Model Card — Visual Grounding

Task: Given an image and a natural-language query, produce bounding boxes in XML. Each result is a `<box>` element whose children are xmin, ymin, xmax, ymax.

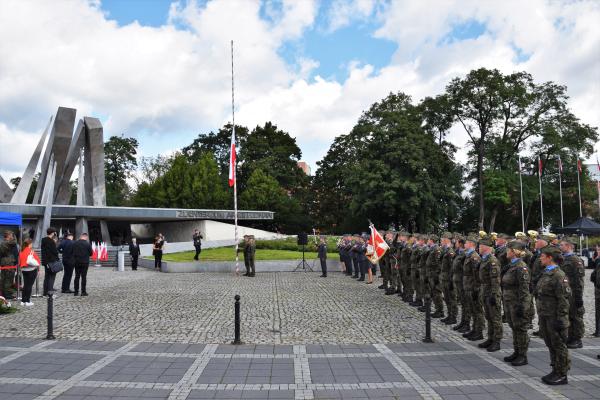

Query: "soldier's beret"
<box><xmin>454</xmin><ymin>234</ymin><xmax>465</xmax><ymax>241</ymax></box>
<box><xmin>466</xmin><ymin>234</ymin><xmax>479</xmax><ymax>243</ymax></box>
<box><xmin>515</xmin><ymin>231</ymin><xmax>527</xmax><ymax>239</ymax></box>
<box><xmin>479</xmin><ymin>236</ymin><xmax>494</xmax><ymax>247</ymax></box>
<box><xmin>428</xmin><ymin>234</ymin><xmax>439</xmax><ymax>242</ymax></box>
<box><xmin>560</xmin><ymin>236</ymin><xmax>578</xmax><ymax>246</ymax></box>
<box><xmin>541</xmin><ymin>246</ymin><xmax>561</xmax><ymax>258</ymax></box>
<box><xmin>442</xmin><ymin>232</ymin><xmax>453</xmax><ymax>239</ymax></box>
<box><xmin>507</xmin><ymin>240</ymin><xmax>526</xmax><ymax>250</ymax></box>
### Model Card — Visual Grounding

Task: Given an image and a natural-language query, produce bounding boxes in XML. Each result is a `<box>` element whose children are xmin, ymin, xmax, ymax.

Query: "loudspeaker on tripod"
<box><xmin>297</xmin><ymin>233</ymin><xmax>308</xmax><ymax>246</ymax></box>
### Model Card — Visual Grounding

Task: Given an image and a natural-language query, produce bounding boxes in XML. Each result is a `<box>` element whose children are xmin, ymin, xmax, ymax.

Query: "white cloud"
<box><xmin>0</xmin><ymin>0</ymin><xmax>598</xmax><ymax>181</ymax></box>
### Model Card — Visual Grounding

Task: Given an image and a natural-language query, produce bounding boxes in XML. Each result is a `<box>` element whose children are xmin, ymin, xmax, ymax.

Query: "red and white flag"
<box><xmin>228</xmin><ymin>128</ymin><xmax>236</xmax><ymax>187</ymax></box>
<box><xmin>92</xmin><ymin>242</ymin><xmax>97</xmax><ymax>261</ymax></box>
<box><xmin>102</xmin><ymin>242</ymin><xmax>109</xmax><ymax>261</ymax></box>
<box><xmin>538</xmin><ymin>156</ymin><xmax>543</xmax><ymax>176</ymax></box>
<box><xmin>577</xmin><ymin>158</ymin><xmax>583</xmax><ymax>174</ymax></box>
<box><xmin>596</xmin><ymin>155</ymin><xmax>600</xmax><ymax>172</ymax></box>
<box><xmin>367</xmin><ymin>223</ymin><xmax>389</xmax><ymax>264</ymax></box>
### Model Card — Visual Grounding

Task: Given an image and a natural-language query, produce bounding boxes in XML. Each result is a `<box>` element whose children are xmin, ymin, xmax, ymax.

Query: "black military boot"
<box><xmin>477</xmin><ymin>339</ymin><xmax>492</xmax><ymax>348</ymax></box>
<box><xmin>532</xmin><ymin>330</ymin><xmax>540</xmax><ymax>336</ymax></box>
<box><xmin>594</xmin><ymin>310</ymin><xmax>600</xmax><ymax>337</ymax></box>
<box><xmin>567</xmin><ymin>339</ymin><xmax>582</xmax><ymax>349</ymax></box>
<box><xmin>431</xmin><ymin>310</ymin><xmax>444</xmax><ymax>318</ymax></box>
<box><xmin>385</xmin><ymin>288</ymin><xmax>395</xmax><ymax>295</ymax></box>
<box><xmin>468</xmin><ymin>331</ymin><xmax>483</xmax><ymax>341</ymax></box>
<box><xmin>462</xmin><ymin>329</ymin><xmax>475</xmax><ymax>338</ymax></box>
<box><xmin>440</xmin><ymin>316</ymin><xmax>450</xmax><ymax>323</ymax></box>
<box><xmin>445</xmin><ymin>316</ymin><xmax>457</xmax><ymax>325</ymax></box>
<box><xmin>458</xmin><ymin>323</ymin><xmax>471</xmax><ymax>333</ymax></box>
<box><xmin>542</xmin><ymin>372</ymin><xmax>568</xmax><ymax>385</ymax></box>
<box><xmin>503</xmin><ymin>351</ymin><xmax>518</xmax><ymax>362</ymax></box>
<box><xmin>511</xmin><ymin>354</ymin><xmax>527</xmax><ymax>366</ymax></box>
<box><xmin>378</xmin><ymin>283</ymin><xmax>387</xmax><ymax>289</ymax></box>
<box><xmin>486</xmin><ymin>342</ymin><xmax>500</xmax><ymax>352</ymax></box>
<box><xmin>452</xmin><ymin>320</ymin><xmax>465</xmax><ymax>331</ymax></box>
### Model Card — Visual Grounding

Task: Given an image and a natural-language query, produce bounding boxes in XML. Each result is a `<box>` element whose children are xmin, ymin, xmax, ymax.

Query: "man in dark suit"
<box><xmin>58</xmin><ymin>233</ymin><xmax>75</xmax><ymax>293</ymax></box>
<box><xmin>318</xmin><ymin>237</ymin><xmax>327</xmax><ymax>277</ymax></box>
<box><xmin>129</xmin><ymin>237</ymin><xmax>141</xmax><ymax>271</ymax></box>
<box><xmin>72</xmin><ymin>233</ymin><xmax>93</xmax><ymax>296</ymax></box>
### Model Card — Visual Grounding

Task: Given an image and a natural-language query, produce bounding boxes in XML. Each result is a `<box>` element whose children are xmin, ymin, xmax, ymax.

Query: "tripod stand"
<box><xmin>293</xmin><ymin>244</ymin><xmax>313</xmax><ymax>272</ymax></box>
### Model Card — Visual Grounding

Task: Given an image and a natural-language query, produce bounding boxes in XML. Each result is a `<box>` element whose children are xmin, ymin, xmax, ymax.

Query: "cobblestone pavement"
<box><xmin>0</xmin><ymin>267</ymin><xmax>599</xmax><ymax>399</ymax></box>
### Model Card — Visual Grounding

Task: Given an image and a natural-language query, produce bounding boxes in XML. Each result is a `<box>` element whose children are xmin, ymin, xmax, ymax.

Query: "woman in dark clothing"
<box><xmin>41</xmin><ymin>227</ymin><xmax>60</xmax><ymax>296</ymax></box>
<box><xmin>153</xmin><ymin>234</ymin><xmax>164</xmax><ymax>271</ymax></box>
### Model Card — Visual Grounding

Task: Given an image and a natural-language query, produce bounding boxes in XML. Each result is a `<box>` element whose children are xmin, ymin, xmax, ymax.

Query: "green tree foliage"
<box><xmin>313</xmin><ymin>92</ymin><xmax>462</xmax><ymax>233</ymax></box>
<box><xmin>9</xmin><ymin>173</ymin><xmax>40</xmax><ymax>203</ymax></box>
<box><xmin>104</xmin><ymin>136</ymin><xmax>138</xmax><ymax>206</ymax></box>
<box><xmin>240</xmin><ymin>168</ymin><xmax>307</xmax><ymax>232</ymax></box>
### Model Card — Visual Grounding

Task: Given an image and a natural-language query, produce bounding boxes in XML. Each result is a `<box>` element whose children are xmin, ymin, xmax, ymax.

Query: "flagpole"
<box><xmin>577</xmin><ymin>157</ymin><xmax>583</xmax><ymax>218</ymax></box>
<box><xmin>558</xmin><ymin>155</ymin><xmax>564</xmax><ymax>227</ymax></box>
<box><xmin>538</xmin><ymin>156</ymin><xmax>544</xmax><ymax>230</ymax></box>
<box><xmin>518</xmin><ymin>156</ymin><xmax>525</xmax><ymax>232</ymax></box>
<box><xmin>231</xmin><ymin>40</ymin><xmax>239</xmax><ymax>275</ymax></box>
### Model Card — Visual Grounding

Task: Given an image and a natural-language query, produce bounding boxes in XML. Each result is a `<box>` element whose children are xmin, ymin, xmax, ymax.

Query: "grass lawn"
<box><xmin>157</xmin><ymin>246</ymin><xmax>319</xmax><ymax>262</ymax></box>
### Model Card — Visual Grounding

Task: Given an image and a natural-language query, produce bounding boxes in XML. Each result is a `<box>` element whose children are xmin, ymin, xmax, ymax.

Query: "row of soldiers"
<box><xmin>339</xmin><ymin>230</ymin><xmax>592</xmax><ymax>386</ymax></box>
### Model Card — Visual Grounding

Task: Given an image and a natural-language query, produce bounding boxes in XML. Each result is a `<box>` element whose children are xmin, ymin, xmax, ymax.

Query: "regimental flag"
<box><xmin>367</xmin><ymin>223</ymin><xmax>389</xmax><ymax>265</ymax></box>
<box><xmin>92</xmin><ymin>242</ymin><xmax>98</xmax><ymax>261</ymax></box>
<box><xmin>101</xmin><ymin>242</ymin><xmax>109</xmax><ymax>261</ymax></box>
<box><xmin>577</xmin><ymin>158</ymin><xmax>583</xmax><ymax>174</ymax></box>
<box><xmin>228</xmin><ymin>127</ymin><xmax>236</xmax><ymax>187</ymax></box>
<box><xmin>538</xmin><ymin>156</ymin><xmax>543</xmax><ymax>176</ymax></box>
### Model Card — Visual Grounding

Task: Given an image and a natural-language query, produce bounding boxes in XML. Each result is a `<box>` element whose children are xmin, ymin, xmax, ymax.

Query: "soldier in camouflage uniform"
<box><xmin>477</xmin><ymin>235</ymin><xmax>502</xmax><ymax>352</ymax></box>
<box><xmin>559</xmin><ymin>237</ymin><xmax>585</xmax><ymax>349</ymax></box>
<box><xmin>463</xmin><ymin>234</ymin><xmax>484</xmax><ymax>341</ymax></box>
<box><xmin>502</xmin><ymin>240</ymin><xmax>531</xmax><ymax>366</ymax></box>
<box><xmin>418</xmin><ymin>237</ymin><xmax>432</xmax><ymax>312</ymax></box>
<box><xmin>494</xmin><ymin>234</ymin><xmax>510</xmax><ymax>323</ymax></box>
<box><xmin>535</xmin><ymin>246</ymin><xmax>571</xmax><ymax>385</ymax></box>
<box><xmin>529</xmin><ymin>235</ymin><xmax>548</xmax><ymax>335</ymax></box>
<box><xmin>385</xmin><ymin>232</ymin><xmax>400</xmax><ymax>295</ymax></box>
<box><xmin>440</xmin><ymin>232</ymin><xmax>457</xmax><ymax>325</ymax></box>
<box><xmin>590</xmin><ymin>253</ymin><xmax>600</xmax><ymax>337</ymax></box>
<box><xmin>378</xmin><ymin>232</ymin><xmax>392</xmax><ymax>291</ymax></box>
<box><xmin>452</xmin><ymin>235</ymin><xmax>469</xmax><ymax>332</ymax></box>
<box><xmin>410</xmin><ymin>235</ymin><xmax>424</xmax><ymax>307</ymax></box>
<box><xmin>400</xmin><ymin>234</ymin><xmax>412</xmax><ymax>301</ymax></box>
<box><xmin>426</xmin><ymin>235</ymin><xmax>444</xmax><ymax>318</ymax></box>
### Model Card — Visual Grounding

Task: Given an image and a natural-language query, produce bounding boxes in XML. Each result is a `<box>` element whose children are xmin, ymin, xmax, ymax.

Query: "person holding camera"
<box><xmin>193</xmin><ymin>229</ymin><xmax>203</xmax><ymax>261</ymax></box>
<box><xmin>41</xmin><ymin>227</ymin><xmax>60</xmax><ymax>296</ymax></box>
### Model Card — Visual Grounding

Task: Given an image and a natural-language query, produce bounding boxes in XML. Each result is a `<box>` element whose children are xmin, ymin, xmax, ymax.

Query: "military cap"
<box><xmin>541</xmin><ymin>245</ymin><xmax>561</xmax><ymax>258</ymax></box>
<box><xmin>527</xmin><ymin>230</ymin><xmax>539</xmax><ymax>239</ymax></box>
<box><xmin>454</xmin><ymin>234</ymin><xmax>465</xmax><ymax>241</ymax></box>
<box><xmin>428</xmin><ymin>234</ymin><xmax>439</xmax><ymax>242</ymax></box>
<box><xmin>560</xmin><ymin>236</ymin><xmax>578</xmax><ymax>246</ymax></box>
<box><xmin>466</xmin><ymin>233</ymin><xmax>479</xmax><ymax>243</ymax></box>
<box><xmin>490</xmin><ymin>232</ymin><xmax>498</xmax><ymax>240</ymax></box>
<box><xmin>515</xmin><ymin>231</ymin><xmax>527</xmax><ymax>239</ymax></box>
<box><xmin>399</xmin><ymin>231</ymin><xmax>409</xmax><ymax>236</ymax></box>
<box><xmin>479</xmin><ymin>236</ymin><xmax>494</xmax><ymax>247</ymax></box>
<box><xmin>478</xmin><ymin>230</ymin><xmax>487</xmax><ymax>239</ymax></box>
<box><xmin>538</xmin><ymin>234</ymin><xmax>553</xmax><ymax>243</ymax></box>
<box><xmin>507</xmin><ymin>240</ymin><xmax>526</xmax><ymax>250</ymax></box>
<box><xmin>442</xmin><ymin>232</ymin><xmax>453</xmax><ymax>239</ymax></box>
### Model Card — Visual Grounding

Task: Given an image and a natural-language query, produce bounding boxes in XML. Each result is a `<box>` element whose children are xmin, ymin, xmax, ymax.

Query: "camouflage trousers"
<box><xmin>429</xmin><ymin>279</ymin><xmax>444</xmax><ymax>312</ymax></box>
<box><xmin>403</xmin><ymin>267</ymin><xmax>413</xmax><ymax>298</ymax></box>
<box><xmin>442</xmin><ymin>279</ymin><xmax>458</xmax><ymax>318</ymax></box>
<box><xmin>539</xmin><ymin>315</ymin><xmax>571</xmax><ymax>375</ymax></box>
<box><xmin>568</xmin><ymin>299</ymin><xmax>585</xmax><ymax>341</ymax></box>
<box><xmin>390</xmin><ymin>266</ymin><xmax>399</xmax><ymax>291</ymax></box>
<box><xmin>412</xmin><ymin>269</ymin><xmax>422</xmax><ymax>302</ymax></box>
<box><xmin>505</xmin><ymin>299</ymin><xmax>530</xmax><ymax>355</ymax></box>
<box><xmin>399</xmin><ymin>266</ymin><xmax>408</xmax><ymax>294</ymax></box>
<box><xmin>0</xmin><ymin>269</ymin><xmax>16</xmax><ymax>298</ymax></box>
<box><xmin>483</xmin><ymin>292</ymin><xmax>503</xmax><ymax>343</ymax></box>
<box><xmin>459</xmin><ymin>285</ymin><xmax>471</xmax><ymax>324</ymax></box>
<box><xmin>419</xmin><ymin>271</ymin><xmax>428</xmax><ymax>300</ymax></box>
<box><xmin>466</xmin><ymin>289</ymin><xmax>484</xmax><ymax>332</ymax></box>
<box><xmin>380</xmin><ymin>261</ymin><xmax>390</xmax><ymax>286</ymax></box>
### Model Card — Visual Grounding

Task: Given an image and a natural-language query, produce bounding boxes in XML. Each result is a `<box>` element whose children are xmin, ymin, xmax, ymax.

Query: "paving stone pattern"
<box><xmin>0</xmin><ymin>268</ymin><xmax>598</xmax><ymax>399</ymax></box>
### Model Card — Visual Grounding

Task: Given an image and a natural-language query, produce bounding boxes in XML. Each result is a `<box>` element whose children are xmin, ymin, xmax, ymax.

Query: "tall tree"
<box><xmin>104</xmin><ymin>136</ymin><xmax>138</xmax><ymax>206</ymax></box>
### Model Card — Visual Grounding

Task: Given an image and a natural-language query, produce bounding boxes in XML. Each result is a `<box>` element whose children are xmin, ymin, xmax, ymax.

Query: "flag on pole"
<box><xmin>557</xmin><ymin>155</ymin><xmax>562</xmax><ymax>172</ymax></box>
<box><xmin>596</xmin><ymin>155</ymin><xmax>600</xmax><ymax>171</ymax></box>
<box><xmin>538</xmin><ymin>156</ymin><xmax>543</xmax><ymax>176</ymax></box>
<box><xmin>367</xmin><ymin>223</ymin><xmax>389</xmax><ymax>264</ymax></box>
<box><xmin>577</xmin><ymin>158</ymin><xmax>583</xmax><ymax>173</ymax></box>
<box><xmin>92</xmin><ymin>242</ymin><xmax>97</xmax><ymax>261</ymax></box>
<box><xmin>228</xmin><ymin>129</ymin><xmax>236</xmax><ymax>187</ymax></box>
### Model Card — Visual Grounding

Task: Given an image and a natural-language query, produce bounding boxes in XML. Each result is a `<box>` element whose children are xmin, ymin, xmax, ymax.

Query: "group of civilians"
<box><xmin>0</xmin><ymin>227</ymin><xmax>93</xmax><ymax>307</ymax></box>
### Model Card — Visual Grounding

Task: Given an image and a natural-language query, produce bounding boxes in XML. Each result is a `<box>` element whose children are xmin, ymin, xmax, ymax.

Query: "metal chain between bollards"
<box><xmin>422</xmin><ymin>294</ymin><xmax>434</xmax><ymax>343</ymax></box>
<box><xmin>232</xmin><ymin>294</ymin><xmax>242</xmax><ymax>345</ymax></box>
<box><xmin>46</xmin><ymin>291</ymin><xmax>55</xmax><ymax>340</ymax></box>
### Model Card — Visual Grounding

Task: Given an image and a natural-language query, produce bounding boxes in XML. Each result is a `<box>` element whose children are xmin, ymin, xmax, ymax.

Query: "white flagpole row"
<box><xmin>231</xmin><ymin>40</ymin><xmax>239</xmax><ymax>275</ymax></box>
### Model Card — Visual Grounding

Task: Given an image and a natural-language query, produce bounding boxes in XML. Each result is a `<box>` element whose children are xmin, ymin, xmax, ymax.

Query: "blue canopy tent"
<box><xmin>0</xmin><ymin>211</ymin><xmax>22</xmax><ymax>227</ymax></box>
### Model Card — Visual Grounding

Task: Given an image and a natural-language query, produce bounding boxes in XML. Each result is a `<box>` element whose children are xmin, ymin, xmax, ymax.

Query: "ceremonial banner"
<box><xmin>367</xmin><ymin>223</ymin><xmax>389</xmax><ymax>264</ymax></box>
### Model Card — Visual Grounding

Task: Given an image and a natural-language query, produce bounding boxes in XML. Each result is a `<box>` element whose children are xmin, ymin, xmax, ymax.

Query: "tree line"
<box><xmin>12</xmin><ymin>68</ymin><xmax>596</xmax><ymax>234</ymax></box>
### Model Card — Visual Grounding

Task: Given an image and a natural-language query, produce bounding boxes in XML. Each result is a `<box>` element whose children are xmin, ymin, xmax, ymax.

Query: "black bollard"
<box><xmin>232</xmin><ymin>294</ymin><xmax>242</xmax><ymax>345</ymax></box>
<box><xmin>423</xmin><ymin>295</ymin><xmax>434</xmax><ymax>343</ymax></box>
<box><xmin>46</xmin><ymin>292</ymin><xmax>55</xmax><ymax>340</ymax></box>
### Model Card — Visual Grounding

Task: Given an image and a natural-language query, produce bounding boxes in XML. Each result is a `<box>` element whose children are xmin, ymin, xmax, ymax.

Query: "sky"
<box><xmin>0</xmin><ymin>0</ymin><xmax>599</xmax><ymax>183</ymax></box>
